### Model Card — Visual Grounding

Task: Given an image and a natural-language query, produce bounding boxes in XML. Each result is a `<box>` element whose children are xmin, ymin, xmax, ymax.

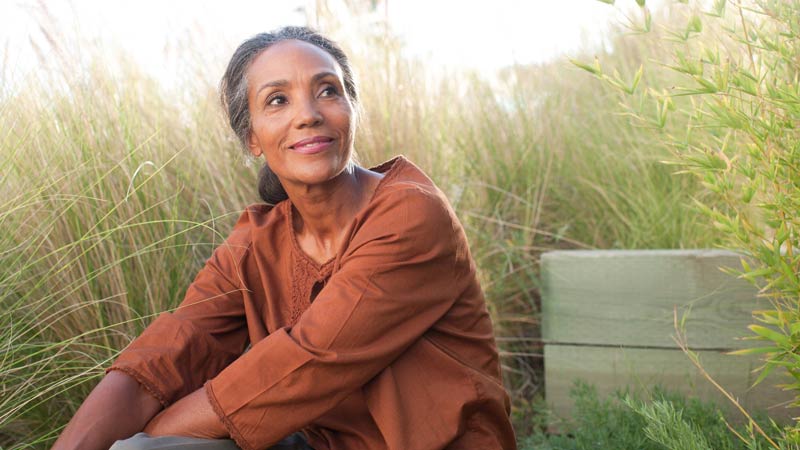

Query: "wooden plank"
<box><xmin>541</xmin><ymin>250</ymin><xmax>764</xmax><ymax>349</ymax></box>
<box><xmin>544</xmin><ymin>344</ymin><xmax>796</xmax><ymax>423</ymax></box>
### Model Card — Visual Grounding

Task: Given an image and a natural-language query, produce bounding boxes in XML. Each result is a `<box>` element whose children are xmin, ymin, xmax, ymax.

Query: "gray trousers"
<box><xmin>110</xmin><ymin>432</ymin><xmax>313</xmax><ymax>450</ymax></box>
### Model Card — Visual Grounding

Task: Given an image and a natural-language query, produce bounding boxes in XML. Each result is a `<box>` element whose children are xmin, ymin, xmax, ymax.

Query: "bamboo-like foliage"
<box><xmin>577</xmin><ymin>0</ymin><xmax>800</xmax><ymax>445</ymax></box>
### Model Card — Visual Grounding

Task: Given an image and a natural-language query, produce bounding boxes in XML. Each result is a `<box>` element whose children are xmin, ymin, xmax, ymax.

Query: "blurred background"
<box><xmin>1</xmin><ymin>0</ymin><xmax>661</xmax><ymax>90</ymax></box>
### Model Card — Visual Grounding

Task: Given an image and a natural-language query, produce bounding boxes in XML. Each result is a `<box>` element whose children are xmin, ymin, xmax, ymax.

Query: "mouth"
<box><xmin>289</xmin><ymin>136</ymin><xmax>335</xmax><ymax>155</ymax></box>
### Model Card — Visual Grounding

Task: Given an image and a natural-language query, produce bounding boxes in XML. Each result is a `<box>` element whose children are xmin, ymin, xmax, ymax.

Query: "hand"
<box><xmin>143</xmin><ymin>386</ymin><xmax>228</xmax><ymax>439</ymax></box>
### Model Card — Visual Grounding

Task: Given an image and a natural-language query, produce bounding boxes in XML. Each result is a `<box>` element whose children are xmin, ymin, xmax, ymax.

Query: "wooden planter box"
<box><xmin>541</xmin><ymin>250</ymin><xmax>795</xmax><ymax>422</ymax></box>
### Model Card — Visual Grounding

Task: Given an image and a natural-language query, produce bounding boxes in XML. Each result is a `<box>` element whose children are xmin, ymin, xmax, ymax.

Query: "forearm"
<box><xmin>51</xmin><ymin>370</ymin><xmax>162</xmax><ymax>450</ymax></box>
<box><xmin>143</xmin><ymin>385</ymin><xmax>228</xmax><ymax>439</ymax></box>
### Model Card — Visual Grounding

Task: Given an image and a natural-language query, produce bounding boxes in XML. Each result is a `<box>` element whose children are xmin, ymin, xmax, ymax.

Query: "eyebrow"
<box><xmin>256</xmin><ymin>71</ymin><xmax>340</xmax><ymax>96</ymax></box>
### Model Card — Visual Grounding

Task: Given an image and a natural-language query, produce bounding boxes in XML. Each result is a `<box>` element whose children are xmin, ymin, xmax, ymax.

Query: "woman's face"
<box><xmin>246</xmin><ymin>39</ymin><xmax>355</xmax><ymax>191</ymax></box>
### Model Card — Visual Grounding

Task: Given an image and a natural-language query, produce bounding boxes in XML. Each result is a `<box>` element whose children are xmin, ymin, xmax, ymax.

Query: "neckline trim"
<box><xmin>285</xmin><ymin>156</ymin><xmax>407</xmax><ymax>272</ymax></box>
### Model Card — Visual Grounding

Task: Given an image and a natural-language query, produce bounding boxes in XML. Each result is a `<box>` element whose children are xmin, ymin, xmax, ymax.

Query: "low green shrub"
<box><xmin>520</xmin><ymin>382</ymin><xmax>773</xmax><ymax>450</ymax></box>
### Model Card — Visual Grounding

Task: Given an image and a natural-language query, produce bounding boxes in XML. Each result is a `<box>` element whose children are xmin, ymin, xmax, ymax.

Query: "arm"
<box><xmin>107</xmin><ymin>226</ymin><xmax>251</xmax><ymax>405</ymax></box>
<box><xmin>142</xmin><ymin>386</ymin><xmax>227</xmax><ymax>438</ymax></box>
<box><xmin>53</xmin><ymin>218</ymin><xmax>253</xmax><ymax>446</ymax></box>
<box><xmin>207</xmin><ymin>188</ymin><xmax>470</xmax><ymax>450</ymax></box>
<box><xmin>51</xmin><ymin>370</ymin><xmax>161</xmax><ymax>450</ymax></box>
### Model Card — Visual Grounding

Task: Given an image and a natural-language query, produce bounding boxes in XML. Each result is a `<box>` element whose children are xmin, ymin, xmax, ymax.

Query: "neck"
<box><xmin>285</xmin><ymin>164</ymin><xmax>370</xmax><ymax>245</ymax></box>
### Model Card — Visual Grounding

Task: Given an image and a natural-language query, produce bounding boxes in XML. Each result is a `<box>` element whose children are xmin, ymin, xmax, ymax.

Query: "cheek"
<box><xmin>333</xmin><ymin>101</ymin><xmax>355</xmax><ymax>132</ymax></box>
<box><xmin>252</xmin><ymin>118</ymin><xmax>282</xmax><ymax>145</ymax></box>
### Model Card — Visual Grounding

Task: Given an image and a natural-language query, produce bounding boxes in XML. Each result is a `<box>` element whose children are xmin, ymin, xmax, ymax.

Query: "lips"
<box><xmin>289</xmin><ymin>136</ymin><xmax>334</xmax><ymax>155</ymax></box>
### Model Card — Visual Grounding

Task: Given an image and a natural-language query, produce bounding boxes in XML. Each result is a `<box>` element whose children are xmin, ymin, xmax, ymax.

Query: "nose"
<box><xmin>293</xmin><ymin>97</ymin><xmax>323</xmax><ymax>129</ymax></box>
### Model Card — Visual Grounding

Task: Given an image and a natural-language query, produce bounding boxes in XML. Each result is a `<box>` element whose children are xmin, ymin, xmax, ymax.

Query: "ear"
<box><xmin>247</xmin><ymin>130</ymin><xmax>263</xmax><ymax>157</ymax></box>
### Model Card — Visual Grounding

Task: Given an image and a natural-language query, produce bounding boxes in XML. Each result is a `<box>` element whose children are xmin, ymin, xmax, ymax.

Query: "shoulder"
<box><xmin>351</xmin><ymin>157</ymin><xmax>464</xmax><ymax>256</ymax></box>
<box><xmin>370</xmin><ymin>156</ymin><xmax>441</xmax><ymax>196</ymax></box>
<box><xmin>372</xmin><ymin>158</ymin><xmax>456</xmax><ymax>227</ymax></box>
<box><xmin>372</xmin><ymin>184</ymin><xmax>455</xmax><ymax>234</ymax></box>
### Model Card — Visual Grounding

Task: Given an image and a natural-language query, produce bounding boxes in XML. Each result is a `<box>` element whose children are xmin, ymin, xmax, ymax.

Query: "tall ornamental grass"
<box><xmin>577</xmin><ymin>0</ymin><xmax>800</xmax><ymax>445</ymax></box>
<box><xmin>1</xmin><ymin>4</ymin><xmax>720</xmax><ymax>447</ymax></box>
<box><xmin>0</xmin><ymin>37</ymin><xmax>258</xmax><ymax>446</ymax></box>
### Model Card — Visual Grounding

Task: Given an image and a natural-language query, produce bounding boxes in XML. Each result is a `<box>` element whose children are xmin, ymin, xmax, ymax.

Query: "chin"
<box><xmin>295</xmin><ymin>165</ymin><xmax>346</xmax><ymax>186</ymax></box>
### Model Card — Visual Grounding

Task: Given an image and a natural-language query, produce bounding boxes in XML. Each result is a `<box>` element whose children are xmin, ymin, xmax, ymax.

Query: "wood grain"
<box><xmin>541</xmin><ymin>250</ymin><xmax>765</xmax><ymax>349</ymax></box>
<box><xmin>544</xmin><ymin>344</ymin><xmax>796</xmax><ymax>423</ymax></box>
<box><xmin>540</xmin><ymin>250</ymin><xmax>794</xmax><ymax>422</ymax></box>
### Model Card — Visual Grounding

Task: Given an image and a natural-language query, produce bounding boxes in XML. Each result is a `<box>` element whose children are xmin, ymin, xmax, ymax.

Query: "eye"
<box><xmin>319</xmin><ymin>85</ymin><xmax>339</xmax><ymax>98</ymax></box>
<box><xmin>266</xmin><ymin>94</ymin><xmax>287</xmax><ymax>106</ymax></box>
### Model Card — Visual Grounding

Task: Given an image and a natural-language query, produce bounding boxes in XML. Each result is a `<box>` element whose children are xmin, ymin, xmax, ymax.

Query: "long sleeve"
<box><xmin>206</xmin><ymin>186</ymin><xmax>468</xmax><ymax>450</ymax></box>
<box><xmin>109</xmin><ymin>224</ymin><xmax>251</xmax><ymax>407</ymax></box>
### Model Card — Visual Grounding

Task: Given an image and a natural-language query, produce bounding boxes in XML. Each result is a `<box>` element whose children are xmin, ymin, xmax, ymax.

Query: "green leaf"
<box><xmin>753</xmin><ymin>309</ymin><xmax>782</xmax><ymax>326</ymax></box>
<box><xmin>655</xmin><ymin>96</ymin><xmax>672</xmax><ymax>128</ymax></box>
<box><xmin>630</xmin><ymin>65</ymin><xmax>643</xmax><ymax>94</ymax></box>
<box><xmin>570</xmin><ymin>58</ymin><xmax>602</xmax><ymax>76</ymax></box>
<box><xmin>740</xmin><ymin>257</ymin><xmax>751</xmax><ymax>273</ymax></box>
<box><xmin>749</xmin><ymin>324</ymin><xmax>789</xmax><ymax>345</ymax></box>
<box><xmin>711</xmin><ymin>0</ymin><xmax>726</xmax><ymax>17</ymax></box>
<box><xmin>693</xmin><ymin>76</ymin><xmax>718</xmax><ymax>93</ymax></box>
<box><xmin>702</xmin><ymin>46</ymin><xmax>719</xmax><ymax>65</ymax></box>
<box><xmin>605</xmin><ymin>69</ymin><xmax>635</xmax><ymax>94</ymax></box>
<box><xmin>728</xmin><ymin>346</ymin><xmax>779</xmax><ymax>356</ymax></box>
<box><xmin>673</xmin><ymin>51</ymin><xmax>703</xmax><ymax>75</ymax></box>
<box><xmin>751</xmin><ymin>362</ymin><xmax>778</xmax><ymax>387</ymax></box>
<box><xmin>742</xmin><ymin>184</ymin><xmax>755</xmax><ymax>203</ymax></box>
<box><xmin>687</xmin><ymin>15</ymin><xmax>703</xmax><ymax>34</ymax></box>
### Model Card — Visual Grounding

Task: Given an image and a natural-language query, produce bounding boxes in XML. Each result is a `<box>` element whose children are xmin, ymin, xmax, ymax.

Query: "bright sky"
<box><xmin>0</xmin><ymin>0</ymin><xmax>665</xmax><ymax>90</ymax></box>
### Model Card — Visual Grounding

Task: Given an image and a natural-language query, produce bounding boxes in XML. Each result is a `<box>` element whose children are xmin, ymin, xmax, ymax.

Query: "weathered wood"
<box><xmin>541</xmin><ymin>250</ymin><xmax>795</xmax><ymax>422</ymax></box>
<box><xmin>541</xmin><ymin>250</ymin><xmax>764</xmax><ymax>349</ymax></box>
<box><xmin>544</xmin><ymin>344</ymin><xmax>796</xmax><ymax>422</ymax></box>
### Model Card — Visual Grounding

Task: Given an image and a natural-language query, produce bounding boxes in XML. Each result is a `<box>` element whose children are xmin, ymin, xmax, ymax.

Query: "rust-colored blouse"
<box><xmin>109</xmin><ymin>156</ymin><xmax>517</xmax><ymax>450</ymax></box>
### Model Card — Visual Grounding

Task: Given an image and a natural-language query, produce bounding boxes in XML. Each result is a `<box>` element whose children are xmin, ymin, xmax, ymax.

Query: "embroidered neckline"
<box><xmin>285</xmin><ymin>200</ymin><xmax>338</xmax><ymax>273</ymax></box>
<box><xmin>284</xmin><ymin>156</ymin><xmax>406</xmax><ymax>277</ymax></box>
<box><xmin>284</xmin><ymin>156</ymin><xmax>407</xmax><ymax>326</ymax></box>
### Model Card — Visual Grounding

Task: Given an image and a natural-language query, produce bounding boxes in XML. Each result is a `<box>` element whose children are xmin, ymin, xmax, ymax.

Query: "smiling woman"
<box><xmin>50</xmin><ymin>26</ymin><xmax>516</xmax><ymax>450</ymax></box>
<box><xmin>245</xmin><ymin>39</ymin><xmax>365</xmax><ymax>219</ymax></box>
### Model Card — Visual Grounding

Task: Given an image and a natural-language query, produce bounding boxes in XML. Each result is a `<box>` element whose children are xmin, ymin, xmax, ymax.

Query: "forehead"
<box><xmin>247</xmin><ymin>39</ymin><xmax>343</xmax><ymax>88</ymax></box>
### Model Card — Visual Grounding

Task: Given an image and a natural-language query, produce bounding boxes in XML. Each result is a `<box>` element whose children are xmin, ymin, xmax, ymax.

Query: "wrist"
<box><xmin>143</xmin><ymin>386</ymin><xmax>227</xmax><ymax>439</ymax></box>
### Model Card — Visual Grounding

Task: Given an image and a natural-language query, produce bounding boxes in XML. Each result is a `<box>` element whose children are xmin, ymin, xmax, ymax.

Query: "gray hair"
<box><xmin>220</xmin><ymin>26</ymin><xmax>360</xmax><ymax>204</ymax></box>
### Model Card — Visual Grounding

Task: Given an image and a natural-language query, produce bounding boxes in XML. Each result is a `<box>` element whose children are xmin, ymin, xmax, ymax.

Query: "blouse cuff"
<box><xmin>205</xmin><ymin>381</ymin><xmax>254</xmax><ymax>450</ymax></box>
<box><xmin>105</xmin><ymin>365</ymin><xmax>170</xmax><ymax>408</ymax></box>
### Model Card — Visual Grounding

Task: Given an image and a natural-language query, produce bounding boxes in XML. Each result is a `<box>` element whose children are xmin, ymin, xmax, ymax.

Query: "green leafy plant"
<box><xmin>520</xmin><ymin>381</ymin><xmax>771</xmax><ymax>450</ymax></box>
<box><xmin>576</xmin><ymin>0</ymin><xmax>800</xmax><ymax>444</ymax></box>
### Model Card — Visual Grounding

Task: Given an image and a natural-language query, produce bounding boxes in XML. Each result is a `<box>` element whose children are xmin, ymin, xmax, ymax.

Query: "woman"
<box><xmin>51</xmin><ymin>26</ymin><xmax>516</xmax><ymax>450</ymax></box>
